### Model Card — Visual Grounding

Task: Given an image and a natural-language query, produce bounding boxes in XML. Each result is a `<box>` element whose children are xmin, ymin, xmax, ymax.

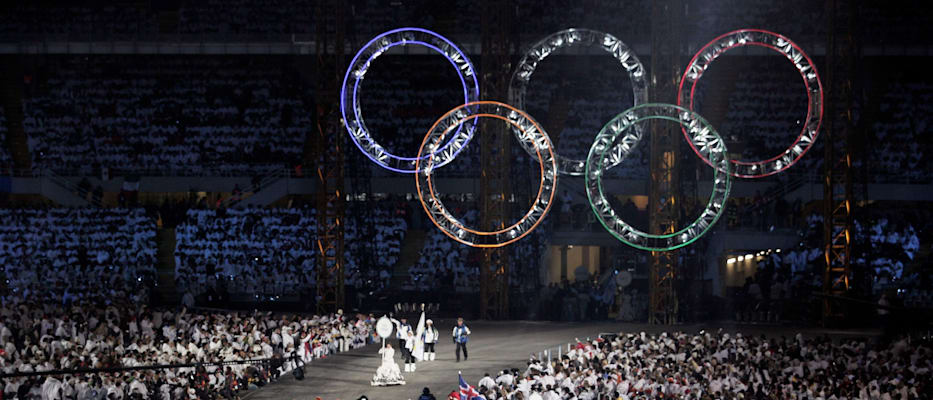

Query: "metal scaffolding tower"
<box><xmin>648</xmin><ymin>0</ymin><xmax>684</xmax><ymax>325</ymax></box>
<box><xmin>822</xmin><ymin>0</ymin><xmax>857</xmax><ymax>324</ymax></box>
<box><xmin>479</xmin><ymin>0</ymin><xmax>514</xmax><ymax>320</ymax></box>
<box><xmin>313</xmin><ymin>0</ymin><xmax>346</xmax><ymax>314</ymax></box>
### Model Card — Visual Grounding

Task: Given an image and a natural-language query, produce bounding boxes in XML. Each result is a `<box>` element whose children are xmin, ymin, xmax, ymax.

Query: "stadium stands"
<box><xmin>735</xmin><ymin>207</ymin><xmax>930</xmax><ymax>322</ymax></box>
<box><xmin>23</xmin><ymin>56</ymin><xmax>308</xmax><ymax>175</ymax></box>
<box><xmin>174</xmin><ymin>207</ymin><xmax>318</xmax><ymax>299</ymax></box>
<box><xmin>1</xmin><ymin>53</ymin><xmax>927</xmax><ymax>183</ymax></box>
<box><xmin>475</xmin><ymin>330</ymin><xmax>933</xmax><ymax>399</ymax></box>
<box><xmin>0</xmin><ymin>207</ymin><xmax>157</xmax><ymax>304</ymax></box>
<box><xmin>174</xmin><ymin>202</ymin><xmax>406</xmax><ymax>299</ymax></box>
<box><xmin>871</xmin><ymin>81</ymin><xmax>933</xmax><ymax>182</ymax></box>
<box><xmin>0</xmin><ymin>301</ymin><xmax>374</xmax><ymax>399</ymax></box>
<box><xmin>0</xmin><ymin>2</ymin><xmax>930</xmax><ymax>399</ymax></box>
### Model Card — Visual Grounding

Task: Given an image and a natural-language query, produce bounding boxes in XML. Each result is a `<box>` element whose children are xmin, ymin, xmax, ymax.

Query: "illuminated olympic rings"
<box><xmin>341</xmin><ymin>27</ymin><xmax>480</xmax><ymax>174</ymax></box>
<box><xmin>509</xmin><ymin>29</ymin><xmax>648</xmax><ymax>176</ymax></box>
<box><xmin>415</xmin><ymin>101</ymin><xmax>558</xmax><ymax>248</ymax></box>
<box><xmin>678</xmin><ymin>29</ymin><xmax>823</xmax><ymax>178</ymax></box>
<box><xmin>343</xmin><ymin>27</ymin><xmax>821</xmax><ymax>250</ymax></box>
<box><xmin>585</xmin><ymin>103</ymin><xmax>732</xmax><ymax>251</ymax></box>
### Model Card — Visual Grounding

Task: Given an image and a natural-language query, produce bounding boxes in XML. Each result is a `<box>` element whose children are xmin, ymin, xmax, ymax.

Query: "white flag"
<box><xmin>412</xmin><ymin>311</ymin><xmax>426</xmax><ymax>361</ymax></box>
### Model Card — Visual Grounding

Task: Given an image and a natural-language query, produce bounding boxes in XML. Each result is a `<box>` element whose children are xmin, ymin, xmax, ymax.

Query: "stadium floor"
<box><xmin>242</xmin><ymin>320</ymin><xmax>880</xmax><ymax>400</ymax></box>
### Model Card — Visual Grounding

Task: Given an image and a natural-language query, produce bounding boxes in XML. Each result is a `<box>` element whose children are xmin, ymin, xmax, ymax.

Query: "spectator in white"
<box><xmin>478</xmin><ymin>372</ymin><xmax>496</xmax><ymax>391</ymax></box>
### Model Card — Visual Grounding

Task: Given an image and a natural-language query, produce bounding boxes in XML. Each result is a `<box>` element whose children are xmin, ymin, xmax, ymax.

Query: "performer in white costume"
<box><xmin>371</xmin><ymin>343</ymin><xmax>405</xmax><ymax>386</ymax></box>
<box><xmin>422</xmin><ymin>319</ymin><xmax>439</xmax><ymax>361</ymax></box>
<box><xmin>392</xmin><ymin>317</ymin><xmax>412</xmax><ymax>351</ymax></box>
<box><xmin>403</xmin><ymin>330</ymin><xmax>416</xmax><ymax>372</ymax></box>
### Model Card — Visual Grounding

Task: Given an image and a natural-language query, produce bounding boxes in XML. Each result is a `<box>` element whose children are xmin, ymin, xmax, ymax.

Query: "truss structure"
<box><xmin>822</xmin><ymin>0</ymin><xmax>857</xmax><ymax>324</ymax></box>
<box><xmin>478</xmin><ymin>0</ymin><xmax>514</xmax><ymax>319</ymax></box>
<box><xmin>648</xmin><ymin>0</ymin><xmax>684</xmax><ymax>324</ymax></box>
<box><xmin>313</xmin><ymin>0</ymin><xmax>346</xmax><ymax>314</ymax></box>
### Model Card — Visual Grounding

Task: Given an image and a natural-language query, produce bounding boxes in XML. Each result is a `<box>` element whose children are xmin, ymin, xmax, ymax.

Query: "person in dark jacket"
<box><xmin>417</xmin><ymin>387</ymin><xmax>437</xmax><ymax>400</ymax></box>
<box><xmin>452</xmin><ymin>317</ymin><xmax>470</xmax><ymax>362</ymax></box>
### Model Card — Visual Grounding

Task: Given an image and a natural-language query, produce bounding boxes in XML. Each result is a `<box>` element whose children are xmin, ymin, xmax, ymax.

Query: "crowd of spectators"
<box><xmin>178</xmin><ymin>0</ymin><xmax>314</xmax><ymax>36</ymax></box>
<box><xmin>174</xmin><ymin>202</ymin><xmax>408</xmax><ymax>301</ymax></box>
<box><xmin>735</xmin><ymin>206</ymin><xmax>930</xmax><ymax>322</ymax></box>
<box><xmin>174</xmin><ymin>207</ymin><xmax>319</xmax><ymax>300</ymax></box>
<box><xmin>403</xmin><ymin>199</ymin><xmax>550</xmax><ymax>300</ymax></box>
<box><xmin>721</xmin><ymin>60</ymin><xmax>933</xmax><ymax>184</ymax></box>
<box><xmin>0</xmin><ymin>204</ymin><xmax>384</xmax><ymax>398</ymax></box>
<box><xmin>870</xmin><ymin>80</ymin><xmax>933</xmax><ymax>182</ymax></box>
<box><xmin>687</xmin><ymin>0</ymin><xmax>824</xmax><ymax>44</ymax></box>
<box><xmin>343</xmin><ymin>200</ymin><xmax>408</xmax><ymax>292</ymax></box>
<box><xmin>0</xmin><ymin>4</ymin><xmax>155</xmax><ymax>38</ymax></box>
<box><xmin>353</xmin><ymin>55</ymin><xmax>483</xmax><ymax>177</ymax></box>
<box><xmin>725</xmin><ymin>194</ymin><xmax>802</xmax><ymax>232</ymax></box>
<box><xmin>405</xmin><ymin>207</ymin><xmax>480</xmax><ymax>293</ymax></box>
<box><xmin>2</xmin><ymin>48</ymin><xmax>928</xmax><ymax>184</ymax></box>
<box><xmin>719</xmin><ymin>59</ymin><xmax>816</xmax><ymax>173</ymax></box>
<box><xmin>451</xmin><ymin>331</ymin><xmax>932</xmax><ymax>399</ymax></box>
<box><xmin>0</xmin><ymin>297</ymin><xmax>374</xmax><ymax>399</ymax></box>
<box><xmin>520</xmin><ymin>55</ymin><xmax>648</xmax><ymax>180</ymax></box>
<box><xmin>0</xmin><ymin>207</ymin><xmax>157</xmax><ymax>305</ymax></box>
<box><xmin>537</xmin><ymin>280</ymin><xmax>613</xmax><ymax>322</ymax></box>
<box><xmin>22</xmin><ymin>56</ymin><xmax>307</xmax><ymax>176</ymax></box>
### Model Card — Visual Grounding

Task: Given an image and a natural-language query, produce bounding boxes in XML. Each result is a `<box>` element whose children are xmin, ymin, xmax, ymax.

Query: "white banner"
<box><xmin>412</xmin><ymin>311</ymin><xmax>426</xmax><ymax>361</ymax></box>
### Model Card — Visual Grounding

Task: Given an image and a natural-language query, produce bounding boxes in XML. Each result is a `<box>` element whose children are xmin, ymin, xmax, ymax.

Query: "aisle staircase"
<box><xmin>1</xmin><ymin>55</ymin><xmax>32</xmax><ymax>173</ymax></box>
<box><xmin>909</xmin><ymin>239</ymin><xmax>931</xmax><ymax>272</ymax></box>
<box><xmin>155</xmin><ymin>228</ymin><xmax>179</xmax><ymax>304</ymax></box>
<box><xmin>545</xmin><ymin>80</ymin><xmax>572</xmax><ymax>149</ymax></box>
<box><xmin>746</xmin><ymin>171</ymin><xmax>814</xmax><ymax>215</ymax></box>
<box><xmin>391</xmin><ymin>229</ymin><xmax>426</xmax><ymax>288</ymax></box>
<box><xmin>0</xmin><ymin>56</ymin><xmax>88</xmax><ymax>207</ymax></box>
<box><xmin>41</xmin><ymin>170</ymin><xmax>94</xmax><ymax>206</ymax></box>
<box><xmin>227</xmin><ymin>169</ymin><xmax>290</xmax><ymax>207</ymax></box>
<box><xmin>696</xmin><ymin>57</ymin><xmax>743</xmax><ymax>133</ymax></box>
